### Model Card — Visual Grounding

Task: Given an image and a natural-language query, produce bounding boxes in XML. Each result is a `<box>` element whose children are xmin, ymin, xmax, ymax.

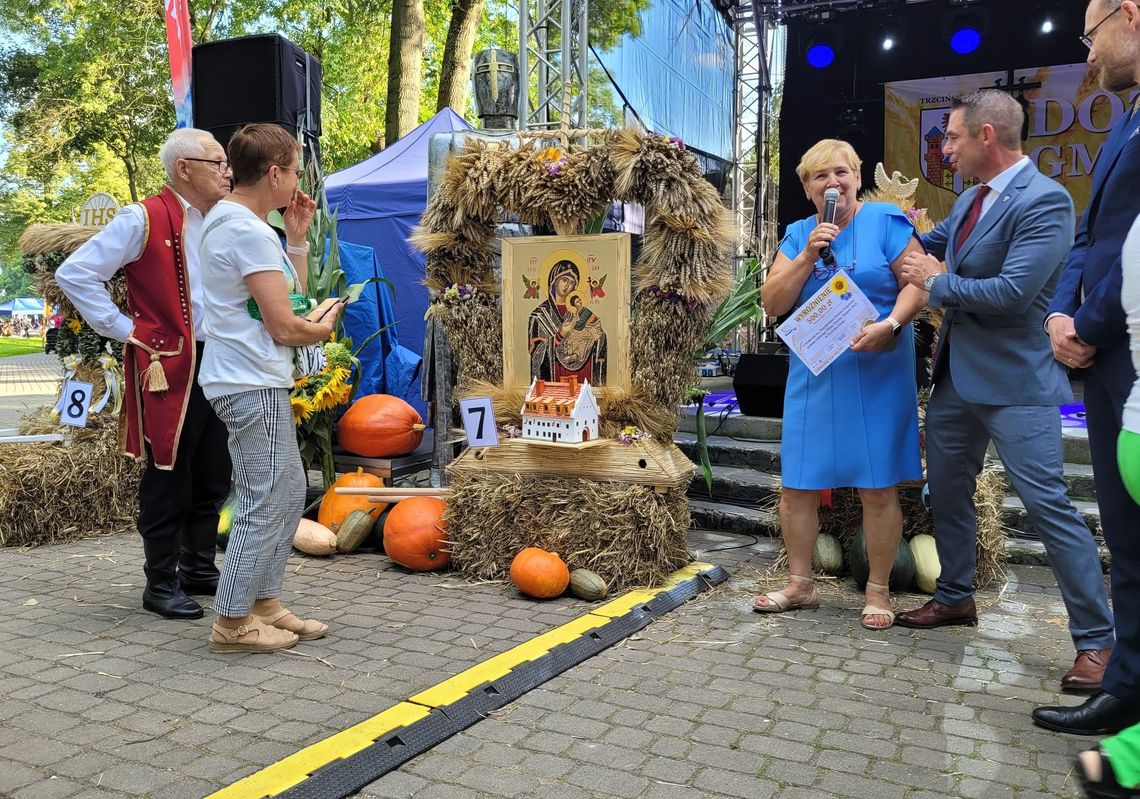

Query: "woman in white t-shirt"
<box><xmin>198</xmin><ymin>123</ymin><xmax>341</xmax><ymax>654</ymax></box>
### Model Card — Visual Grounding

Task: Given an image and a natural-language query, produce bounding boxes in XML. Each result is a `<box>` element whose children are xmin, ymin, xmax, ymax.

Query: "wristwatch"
<box><xmin>886</xmin><ymin>316</ymin><xmax>903</xmax><ymax>337</ymax></box>
<box><xmin>923</xmin><ymin>274</ymin><xmax>937</xmax><ymax>292</ymax></box>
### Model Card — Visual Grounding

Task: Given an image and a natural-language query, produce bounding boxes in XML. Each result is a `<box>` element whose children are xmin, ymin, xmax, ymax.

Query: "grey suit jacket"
<box><xmin>921</xmin><ymin>162</ymin><xmax>1075</xmax><ymax>406</ymax></box>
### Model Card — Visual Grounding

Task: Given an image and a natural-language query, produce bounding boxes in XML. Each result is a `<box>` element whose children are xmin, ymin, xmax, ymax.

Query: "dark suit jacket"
<box><xmin>922</xmin><ymin>162</ymin><xmax>1075</xmax><ymax>406</ymax></box>
<box><xmin>1047</xmin><ymin>105</ymin><xmax>1140</xmax><ymax>405</ymax></box>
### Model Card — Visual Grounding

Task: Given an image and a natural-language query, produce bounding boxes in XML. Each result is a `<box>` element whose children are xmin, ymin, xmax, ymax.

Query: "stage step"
<box><xmin>990</xmin><ymin>461</ymin><xmax>1098</xmax><ymax>503</ymax></box>
<box><xmin>677</xmin><ymin>412</ymin><xmax>781</xmax><ymax>440</ymax></box>
<box><xmin>674</xmin><ymin>433</ymin><xmax>781</xmax><ymax>472</ymax></box>
<box><xmin>688</xmin><ymin>498</ymin><xmax>778</xmax><ymax>537</ymax></box>
<box><xmin>689</xmin><ymin>465</ymin><xmax>779</xmax><ymax>503</ymax></box>
<box><xmin>1001</xmin><ymin>495</ymin><xmax>1101</xmax><ymax>538</ymax></box>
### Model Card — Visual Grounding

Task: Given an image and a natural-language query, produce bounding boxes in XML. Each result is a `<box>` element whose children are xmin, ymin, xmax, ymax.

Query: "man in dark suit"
<box><xmin>1033</xmin><ymin>0</ymin><xmax>1140</xmax><ymax>736</ymax></box>
<box><xmin>895</xmin><ymin>90</ymin><xmax>1115</xmax><ymax>697</ymax></box>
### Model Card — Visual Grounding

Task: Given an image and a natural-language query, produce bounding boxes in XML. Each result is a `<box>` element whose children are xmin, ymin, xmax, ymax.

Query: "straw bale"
<box><xmin>767</xmin><ymin>469</ymin><xmax>1007</xmax><ymax>587</ymax></box>
<box><xmin>18</xmin><ymin>223</ymin><xmax>99</xmax><ymax>257</ymax></box>
<box><xmin>446</xmin><ymin>471</ymin><xmax>691</xmax><ymax>592</ymax></box>
<box><xmin>0</xmin><ymin>413</ymin><xmax>140</xmax><ymax>547</ymax></box>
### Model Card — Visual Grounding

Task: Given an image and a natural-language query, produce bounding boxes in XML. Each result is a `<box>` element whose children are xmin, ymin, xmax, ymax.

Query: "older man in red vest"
<box><xmin>57</xmin><ymin>128</ymin><xmax>233</xmax><ymax>619</ymax></box>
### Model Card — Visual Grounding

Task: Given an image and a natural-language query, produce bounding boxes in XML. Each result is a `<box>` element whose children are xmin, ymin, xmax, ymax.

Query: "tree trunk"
<box><xmin>385</xmin><ymin>0</ymin><xmax>426</xmax><ymax>145</ymax></box>
<box><xmin>436</xmin><ymin>0</ymin><xmax>485</xmax><ymax>114</ymax></box>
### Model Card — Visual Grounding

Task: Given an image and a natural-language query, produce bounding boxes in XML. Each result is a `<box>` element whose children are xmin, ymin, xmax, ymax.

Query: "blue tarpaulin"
<box><xmin>0</xmin><ymin>297</ymin><xmax>45</xmax><ymax>315</ymax></box>
<box><xmin>325</xmin><ymin>108</ymin><xmax>472</xmax><ymax>417</ymax></box>
<box><xmin>337</xmin><ymin>239</ymin><xmax>424</xmax><ymax>413</ymax></box>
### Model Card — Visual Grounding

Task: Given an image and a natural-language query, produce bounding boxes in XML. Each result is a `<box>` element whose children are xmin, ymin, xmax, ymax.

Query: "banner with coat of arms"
<box><xmin>885</xmin><ymin>64</ymin><xmax>1135</xmax><ymax>224</ymax></box>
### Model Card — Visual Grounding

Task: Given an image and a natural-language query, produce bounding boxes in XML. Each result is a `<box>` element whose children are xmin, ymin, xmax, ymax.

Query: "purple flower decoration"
<box><xmin>906</xmin><ymin>207</ymin><xmax>924</xmax><ymax>221</ymax></box>
<box><xmin>650</xmin><ymin>285</ymin><xmax>701</xmax><ymax>311</ymax></box>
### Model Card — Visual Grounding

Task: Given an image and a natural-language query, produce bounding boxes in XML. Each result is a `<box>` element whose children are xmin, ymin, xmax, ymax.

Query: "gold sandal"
<box><xmin>208</xmin><ymin>617</ymin><xmax>299</xmax><ymax>654</ymax></box>
<box><xmin>256</xmin><ymin>608</ymin><xmax>329</xmax><ymax>641</ymax></box>
<box><xmin>753</xmin><ymin>574</ymin><xmax>821</xmax><ymax>613</ymax></box>
<box><xmin>861</xmin><ymin>581</ymin><xmax>895</xmax><ymax>630</ymax></box>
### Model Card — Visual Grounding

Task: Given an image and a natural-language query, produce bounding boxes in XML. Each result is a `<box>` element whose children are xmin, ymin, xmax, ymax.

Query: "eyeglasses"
<box><xmin>1081</xmin><ymin>5</ymin><xmax>1121</xmax><ymax>49</ymax></box>
<box><xmin>274</xmin><ymin>164</ymin><xmax>303</xmax><ymax>177</ymax></box>
<box><xmin>184</xmin><ymin>158</ymin><xmax>231</xmax><ymax>173</ymax></box>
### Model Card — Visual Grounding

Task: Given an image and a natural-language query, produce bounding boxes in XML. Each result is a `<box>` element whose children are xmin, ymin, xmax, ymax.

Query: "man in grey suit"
<box><xmin>896</xmin><ymin>90</ymin><xmax>1115</xmax><ymax>692</ymax></box>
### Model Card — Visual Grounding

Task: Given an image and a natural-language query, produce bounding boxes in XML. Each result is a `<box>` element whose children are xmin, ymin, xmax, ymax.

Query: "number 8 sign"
<box><xmin>57</xmin><ymin>380</ymin><xmax>94</xmax><ymax>428</ymax></box>
<box><xmin>459</xmin><ymin>397</ymin><xmax>499</xmax><ymax>448</ymax></box>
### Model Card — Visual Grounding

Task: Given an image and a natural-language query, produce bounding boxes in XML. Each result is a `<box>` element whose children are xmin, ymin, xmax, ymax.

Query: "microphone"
<box><xmin>819</xmin><ymin>187</ymin><xmax>840</xmax><ymax>265</ymax></box>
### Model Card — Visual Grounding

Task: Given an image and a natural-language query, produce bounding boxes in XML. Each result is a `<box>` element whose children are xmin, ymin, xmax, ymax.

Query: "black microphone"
<box><xmin>819</xmin><ymin>187</ymin><xmax>840</xmax><ymax>265</ymax></box>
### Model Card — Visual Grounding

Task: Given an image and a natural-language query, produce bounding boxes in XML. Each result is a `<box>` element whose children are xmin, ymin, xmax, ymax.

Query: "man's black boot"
<box><xmin>142</xmin><ymin>537</ymin><xmax>204</xmax><ymax>619</ymax></box>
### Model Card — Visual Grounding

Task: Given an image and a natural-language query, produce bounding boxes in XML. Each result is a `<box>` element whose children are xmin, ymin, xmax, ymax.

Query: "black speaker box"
<box><xmin>192</xmin><ymin>34</ymin><xmax>321</xmax><ymax>154</ymax></box>
<box><xmin>733</xmin><ymin>345</ymin><xmax>790</xmax><ymax>418</ymax></box>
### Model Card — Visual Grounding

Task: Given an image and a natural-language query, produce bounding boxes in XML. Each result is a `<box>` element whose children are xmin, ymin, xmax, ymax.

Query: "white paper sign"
<box><xmin>776</xmin><ymin>272</ymin><xmax>880</xmax><ymax>376</ymax></box>
<box><xmin>57</xmin><ymin>380</ymin><xmax>94</xmax><ymax>428</ymax></box>
<box><xmin>459</xmin><ymin>397</ymin><xmax>500</xmax><ymax>448</ymax></box>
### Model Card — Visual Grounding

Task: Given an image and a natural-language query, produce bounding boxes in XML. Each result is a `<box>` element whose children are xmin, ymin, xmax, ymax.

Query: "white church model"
<box><xmin>520</xmin><ymin>376</ymin><xmax>599</xmax><ymax>444</ymax></box>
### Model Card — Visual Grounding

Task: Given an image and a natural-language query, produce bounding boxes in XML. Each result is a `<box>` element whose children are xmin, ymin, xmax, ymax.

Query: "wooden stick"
<box><xmin>333</xmin><ymin>486</ymin><xmax>451</xmax><ymax>496</ymax></box>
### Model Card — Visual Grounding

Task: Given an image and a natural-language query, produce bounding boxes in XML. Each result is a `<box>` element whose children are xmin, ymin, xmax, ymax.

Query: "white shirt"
<box><xmin>1121</xmin><ymin>214</ymin><xmax>1140</xmax><ymax>433</ymax></box>
<box><xmin>978</xmin><ymin>155</ymin><xmax>1030</xmax><ymax>217</ymax></box>
<box><xmin>197</xmin><ymin>200</ymin><xmax>298</xmax><ymax>400</ymax></box>
<box><xmin>54</xmin><ymin>191</ymin><xmax>207</xmax><ymax>342</ymax></box>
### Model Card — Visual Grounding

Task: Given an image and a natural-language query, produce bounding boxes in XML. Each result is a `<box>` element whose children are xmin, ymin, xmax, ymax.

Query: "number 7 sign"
<box><xmin>459</xmin><ymin>397</ymin><xmax>500</xmax><ymax>448</ymax></box>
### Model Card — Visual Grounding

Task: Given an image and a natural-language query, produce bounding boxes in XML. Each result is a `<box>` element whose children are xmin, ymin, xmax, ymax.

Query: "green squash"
<box><xmin>336</xmin><ymin>509</ymin><xmax>376</xmax><ymax>554</ymax></box>
<box><xmin>569</xmin><ymin>569</ymin><xmax>609</xmax><ymax>601</ymax></box>
<box><xmin>216</xmin><ymin>488</ymin><xmax>238</xmax><ymax>552</ymax></box>
<box><xmin>848</xmin><ymin>528</ymin><xmax>916</xmax><ymax>590</ymax></box>
<box><xmin>811</xmin><ymin>533</ymin><xmax>844</xmax><ymax>575</ymax></box>
<box><xmin>910</xmin><ymin>534</ymin><xmax>941</xmax><ymax>594</ymax></box>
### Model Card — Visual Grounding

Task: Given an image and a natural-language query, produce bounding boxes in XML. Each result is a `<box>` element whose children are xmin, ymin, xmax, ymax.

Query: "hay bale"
<box><xmin>0</xmin><ymin>413</ymin><xmax>141</xmax><ymax>547</ymax></box>
<box><xmin>446</xmin><ymin>471</ymin><xmax>691</xmax><ymax>592</ymax></box>
<box><xmin>767</xmin><ymin>469</ymin><xmax>1007</xmax><ymax>588</ymax></box>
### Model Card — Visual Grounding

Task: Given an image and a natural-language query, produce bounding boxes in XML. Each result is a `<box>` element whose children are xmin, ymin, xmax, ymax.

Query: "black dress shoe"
<box><xmin>1032</xmin><ymin>691</ymin><xmax>1140</xmax><ymax>736</ymax></box>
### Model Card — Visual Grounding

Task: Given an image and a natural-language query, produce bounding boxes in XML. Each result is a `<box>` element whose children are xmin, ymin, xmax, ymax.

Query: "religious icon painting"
<box><xmin>502</xmin><ymin>233</ymin><xmax>632</xmax><ymax>397</ymax></box>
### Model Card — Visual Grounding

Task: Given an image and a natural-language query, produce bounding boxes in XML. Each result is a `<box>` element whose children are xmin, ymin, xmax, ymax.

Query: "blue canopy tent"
<box><xmin>325</xmin><ymin>108</ymin><xmax>472</xmax><ymax>415</ymax></box>
<box><xmin>0</xmin><ymin>298</ymin><xmax>45</xmax><ymax>316</ymax></box>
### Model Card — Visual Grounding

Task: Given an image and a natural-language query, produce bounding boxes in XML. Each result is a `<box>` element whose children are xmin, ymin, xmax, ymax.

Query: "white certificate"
<box><xmin>776</xmin><ymin>272</ymin><xmax>880</xmax><ymax>376</ymax></box>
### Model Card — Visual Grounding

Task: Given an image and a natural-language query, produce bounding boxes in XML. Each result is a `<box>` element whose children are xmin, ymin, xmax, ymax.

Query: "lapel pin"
<box><xmin>164</xmin><ymin>239</ymin><xmax>172</xmax><ymax>247</ymax></box>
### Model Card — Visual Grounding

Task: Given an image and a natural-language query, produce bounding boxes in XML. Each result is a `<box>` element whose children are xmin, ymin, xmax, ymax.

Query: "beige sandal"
<box><xmin>753</xmin><ymin>574</ymin><xmax>821</xmax><ymax>613</ymax></box>
<box><xmin>208</xmin><ymin>617</ymin><xmax>299</xmax><ymax>654</ymax></box>
<box><xmin>861</xmin><ymin>581</ymin><xmax>895</xmax><ymax>630</ymax></box>
<box><xmin>256</xmin><ymin>608</ymin><xmax>329</xmax><ymax>641</ymax></box>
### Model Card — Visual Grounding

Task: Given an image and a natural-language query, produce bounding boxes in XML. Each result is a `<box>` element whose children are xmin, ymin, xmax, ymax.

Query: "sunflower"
<box><xmin>66</xmin><ymin>317</ymin><xmax>82</xmax><ymax>334</ymax></box>
<box><xmin>831</xmin><ymin>275</ymin><xmax>848</xmax><ymax>294</ymax></box>
<box><xmin>291</xmin><ymin>394</ymin><xmax>315</xmax><ymax>424</ymax></box>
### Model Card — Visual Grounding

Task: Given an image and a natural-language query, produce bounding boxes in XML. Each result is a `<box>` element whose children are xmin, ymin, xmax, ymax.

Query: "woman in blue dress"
<box><xmin>753</xmin><ymin>139</ymin><xmax>927</xmax><ymax>630</ymax></box>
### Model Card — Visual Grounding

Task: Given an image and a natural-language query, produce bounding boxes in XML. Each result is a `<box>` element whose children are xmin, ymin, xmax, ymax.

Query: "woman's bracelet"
<box><xmin>286</xmin><ymin>241</ymin><xmax>310</xmax><ymax>256</ymax></box>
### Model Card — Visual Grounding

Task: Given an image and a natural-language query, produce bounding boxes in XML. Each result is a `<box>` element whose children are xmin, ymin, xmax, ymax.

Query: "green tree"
<box><xmin>386</xmin><ymin>0</ymin><xmax>427</xmax><ymax>144</ymax></box>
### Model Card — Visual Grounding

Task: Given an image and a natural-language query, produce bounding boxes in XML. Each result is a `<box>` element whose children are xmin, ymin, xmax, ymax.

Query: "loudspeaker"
<box><xmin>192</xmin><ymin>34</ymin><xmax>321</xmax><ymax>154</ymax></box>
<box><xmin>733</xmin><ymin>344</ymin><xmax>790</xmax><ymax>418</ymax></box>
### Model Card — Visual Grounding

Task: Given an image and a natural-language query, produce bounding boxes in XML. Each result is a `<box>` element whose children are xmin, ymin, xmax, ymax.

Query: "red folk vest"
<box><xmin>121</xmin><ymin>187</ymin><xmax>197</xmax><ymax>470</ymax></box>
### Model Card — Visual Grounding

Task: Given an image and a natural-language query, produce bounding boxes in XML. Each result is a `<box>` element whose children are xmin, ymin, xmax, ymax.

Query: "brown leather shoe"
<box><xmin>1062</xmin><ymin>649</ymin><xmax>1111</xmax><ymax>692</ymax></box>
<box><xmin>895</xmin><ymin>598</ymin><xmax>978</xmax><ymax>629</ymax></box>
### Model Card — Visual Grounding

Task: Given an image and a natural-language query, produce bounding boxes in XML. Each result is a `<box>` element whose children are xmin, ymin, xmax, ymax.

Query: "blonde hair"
<box><xmin>795</xmin><ymin>139</ymin><xmax>862</xmax><ymax>185</ymax></box>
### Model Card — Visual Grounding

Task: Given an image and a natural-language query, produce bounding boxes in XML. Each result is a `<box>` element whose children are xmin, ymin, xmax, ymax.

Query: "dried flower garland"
<box><xmin>411</xmin><ymin>127</ymin><xmax>736</xmax><ymax>433</ymax></box>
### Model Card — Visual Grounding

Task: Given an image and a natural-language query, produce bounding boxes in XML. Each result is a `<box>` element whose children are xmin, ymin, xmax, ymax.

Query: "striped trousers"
<box><xmin>209</xmin><ymin>388</ymin><xmax>305</xmax><ymax>618</ymax></box>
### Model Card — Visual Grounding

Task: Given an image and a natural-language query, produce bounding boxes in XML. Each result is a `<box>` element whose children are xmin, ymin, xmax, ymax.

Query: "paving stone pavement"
<box><xmin>0</xmin><ymin>352</ymin><xmax>61</xmax><ymax>429</ymax></box>
<box><xmin>0</xmin><ymin>525</ymin><xmax>1099</xmax><ymax>799</ymax></box>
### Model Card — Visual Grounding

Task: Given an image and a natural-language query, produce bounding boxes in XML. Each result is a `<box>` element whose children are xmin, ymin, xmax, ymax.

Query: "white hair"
<box><xmin>158</xmin><ymin>128</ymin><xmax>215</xmax><ymax>182</ymax></box>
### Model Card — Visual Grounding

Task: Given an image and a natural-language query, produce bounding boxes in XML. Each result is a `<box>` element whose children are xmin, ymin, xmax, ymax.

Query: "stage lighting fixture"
<box><xmin>806</xmin><ymin>35</ymin><xmax>836</xmax><ymax>68</ymax></box>
<box><xmin>800</xmin><ymin>20</ymin><xmax>842</xmax><ymax>70</ymax></box>
<box><xmin>1041</xmin><ymin>18</ymin><xmax>1054</xmax><ymax>34</ymax></box>
<box><xmin>942</xmin><ymin>4</ymin><xmax>990</xmax><ymax>56</ymax></box>
<box><xmin>882</xmin><ymin>36</ymin><xmax>895</xmax><ymax>51</ymax></box>
<box><xmin>950</xmin><ymin>17</ymin><xmax>982</xmax><ymax>53</ymax></box>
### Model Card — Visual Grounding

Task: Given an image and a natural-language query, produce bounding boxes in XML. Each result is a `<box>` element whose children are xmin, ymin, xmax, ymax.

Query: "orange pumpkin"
<box><xmin>337</xmin><ymin>394</ymin><xmax>426</xmax><ymax>458</ymax></box>
<box><xmin>510</xmin><ymin>547</ymin><xmax>570</xmax><ymax>599</ymax></box>
<box><xmin>317</xmin><ymin>468</ymin><xmax>386</xmax><ymax>533</ymax></box>
<box><xmin>383</xmin><ymin>497</ymin><xmax>449</xmax><ymax>571</ymax></box>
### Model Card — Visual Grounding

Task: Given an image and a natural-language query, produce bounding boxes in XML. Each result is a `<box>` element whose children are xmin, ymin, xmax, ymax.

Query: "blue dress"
<box><xmin>778</xmin><ymin>202</ymin><xmax>922</xmax><ymax>490</ymax></box>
